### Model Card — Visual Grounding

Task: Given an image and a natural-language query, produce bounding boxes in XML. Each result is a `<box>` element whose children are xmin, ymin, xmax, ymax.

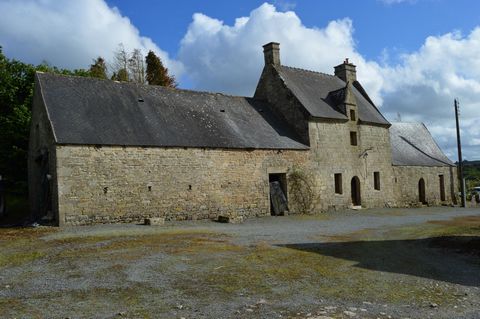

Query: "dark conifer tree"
<box><xmin>145</xmin><ymin>50</ymin><xmax>176</xmax><ymax>87</ymax></box>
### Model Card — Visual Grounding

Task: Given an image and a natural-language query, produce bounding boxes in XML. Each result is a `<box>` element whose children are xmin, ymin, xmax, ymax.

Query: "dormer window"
<box><xmin>350</xmin><ymin>109</ymin><xmax>356</xmax><ymax>121</ymax></box>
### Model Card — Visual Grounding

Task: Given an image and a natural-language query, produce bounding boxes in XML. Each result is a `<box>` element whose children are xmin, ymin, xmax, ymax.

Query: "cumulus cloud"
<box><xmin>179</xmin><ymin>3</ymin><xmax>384</xmax><ymax>103</ymax></box>
<box><xmin>0</xmin><ymin>0</ymin><xmax>183</xmax><ymax>76</ymax></box>
<box><xmin>381</xmin><ymin>29</ymin><xmax>480</xmax><ymax>159</ymax></box>
<box><xmin>0</xmin><ymin>1</ymin><xmax>477</xmax><ymax>159</ymax></box>
<box><xmin>179</xmin><ymin>3</ymin><xmax>479</xmax><ymax>160</ymax></box>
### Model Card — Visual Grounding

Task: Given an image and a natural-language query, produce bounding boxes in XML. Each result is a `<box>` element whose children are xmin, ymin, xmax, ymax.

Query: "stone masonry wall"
<box><xmin>393</xmin><ymin>165</ymin><xmax>457</xmax><ymax>207</ymax></box>
<box><xmin>308</xmin><ymin>121</ymin><xmax>396</xmax><ymax>211</ymax></box>
<box><xmin>254</xmin><ymin>65</ymin><xmax>310</xmax><ymax>145</ymax></box>
<box><xmin>56</xmin><ymin>146</ymin><xmax>309</xmax><ymax>225</ymax></box>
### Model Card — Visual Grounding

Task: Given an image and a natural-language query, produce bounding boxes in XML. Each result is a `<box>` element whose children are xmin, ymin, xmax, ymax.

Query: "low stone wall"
<box><xmin>56</xmin><ymin>145</ymin><xmax>309</xmax><ymax>225</ymax></box>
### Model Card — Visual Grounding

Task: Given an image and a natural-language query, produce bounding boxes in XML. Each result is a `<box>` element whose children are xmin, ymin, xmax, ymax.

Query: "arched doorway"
<box><xmin>418</xmin><ymin>178</ymin><xmax>427</xmax><ymax>204</ymax></box>
<box><xmin>351</xmin><ymin>176</ymin><xmax>361</xmax><ymax>206</ymax></box>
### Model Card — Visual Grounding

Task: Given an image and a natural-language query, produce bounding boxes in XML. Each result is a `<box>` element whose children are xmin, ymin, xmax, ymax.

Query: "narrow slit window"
<box><xmin>350</xmin><ymin>109</ymin><xmax>356</xmax><ymax>121</ymax></box>
<box><xmin>374</xmin><ymin>172</ymin><xmax>381</xmax><ymax>190</ymax></box>
<box><xmin>439</xmin><ymin>174</ymin><xmax>445</xmax><ymax>201</ymax></box>
<box><xmin>334</xmin><ymin>173</ymin><xmax>343</xmax><ymax>194</ymax></box>
<box><xmin>350</xmin><ymin>131</ymin><xmax>358</xmax><ymax>146</ymax></box>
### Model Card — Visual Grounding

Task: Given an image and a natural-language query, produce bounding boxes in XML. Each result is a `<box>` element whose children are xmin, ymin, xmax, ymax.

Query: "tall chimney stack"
<box><xmin>334</xmin><ymin>59</ymin><xmax>357</xmax><ymax>83</ymax></box>
<box><xmin>263</xmin><ymin>42</ymin><xmax>281</xmax><ymax>66</ymax></box>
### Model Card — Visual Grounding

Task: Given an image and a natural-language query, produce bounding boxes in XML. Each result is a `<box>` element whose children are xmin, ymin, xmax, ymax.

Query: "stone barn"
<box><xmin>28</xmin><ymin>42</ymin><xmax>457</xmax><ymax>226</ymax></box>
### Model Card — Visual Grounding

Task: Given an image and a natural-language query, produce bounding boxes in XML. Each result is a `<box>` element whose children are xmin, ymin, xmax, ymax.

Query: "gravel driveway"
<box><xmin>1</xmin><ymin>207</ymin><xmax>479</xmax><ymax>319</ymax></box>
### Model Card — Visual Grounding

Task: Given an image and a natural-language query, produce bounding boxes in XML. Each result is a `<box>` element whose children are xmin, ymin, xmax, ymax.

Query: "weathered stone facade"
<box><xmin>308</xmin><ymin>121</ymin><xmax>396</xmax><ymax>210</ymax></box>
<box><xmin>54</xmin><ymin>121</ymin><xmax>397</xmax><ymax>225</ymax></box>
<box><xmin>29</xmin><ymin>42</ymin><xmax>457</xmax><ymax>226</ymax></box>
<box><xmin>393</xmin><ymin>166</ymin><xmax>457</xmax><ymax>207</ymax></box>
<box><xmin>56</xmin><ymin>145</ymin><xmax>308</xmax><ymax>225</ymax></box>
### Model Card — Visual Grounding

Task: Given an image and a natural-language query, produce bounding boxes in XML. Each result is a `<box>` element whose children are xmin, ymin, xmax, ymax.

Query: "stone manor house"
<box><xmin>28</xmin><ymin>42</ymin><xmax>457</xmax><ymax>226</ymax></box>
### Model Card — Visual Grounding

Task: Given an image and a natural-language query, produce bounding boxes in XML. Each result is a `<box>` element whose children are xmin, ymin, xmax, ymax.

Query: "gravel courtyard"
<box><xmin>1</xmin><ymin>207</ymin><xmax>479</xmax><ymax>318</ymax></box>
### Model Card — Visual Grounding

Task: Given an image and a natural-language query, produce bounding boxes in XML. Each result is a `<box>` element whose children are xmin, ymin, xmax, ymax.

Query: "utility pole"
<box><xmin>455</xmin><ymin>98</ymin><xmax>466</xmax><ymax>207</ymax></box>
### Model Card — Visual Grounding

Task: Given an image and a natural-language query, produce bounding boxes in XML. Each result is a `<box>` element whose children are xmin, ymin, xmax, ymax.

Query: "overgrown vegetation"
<box><xmin>287</xmin><ymin>167</ymin><xmax>315</xmax><ymax>214</ymax></box>
<box><xmin>464</xmin><ymin>160</ymin><xmax>480</xmax><ymax>190</ymax></box>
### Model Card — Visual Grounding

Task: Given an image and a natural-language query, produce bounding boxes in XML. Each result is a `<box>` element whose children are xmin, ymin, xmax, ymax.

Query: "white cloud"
<box><xmin>0</xmin><ymin>1</ymin><xmax>478</xmax><ymax>160</ymax></box>
<box><xmin>179</xmin><ymin>3</ymin><xmax>480</xmax><ymax>160</ymax></box>
<box><xmin>179</xmin><ymin>3</ymin><xmax>385</xmax><ymax>103</ymax></box>
<box><xmin>381</xmin><ymin>29</ymin><xmax>480</xmax><ymax>160</ymax></box>
<box><xmin>0</xmin><ymin>0</ymin><xmax>184</xmax><ymax>77</ymax></box>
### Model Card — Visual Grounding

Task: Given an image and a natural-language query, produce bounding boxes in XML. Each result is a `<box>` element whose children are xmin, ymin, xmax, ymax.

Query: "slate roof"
<box><xmin>390</xmin><ymin>122</ymin><xmax>454</xmax><ymax>167</ymax></box>
<box><xmin>36</xmin><ymin>72</ymin><xmax>308</xmax><ymax>150</ymax></box>
<box><xmin>276</xmin><ymin>66</ymin><xmax>390</xmax><ymax>126</ymax></box>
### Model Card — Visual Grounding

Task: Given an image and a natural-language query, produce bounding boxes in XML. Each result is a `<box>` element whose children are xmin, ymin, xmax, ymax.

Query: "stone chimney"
<box><xmin>334</xmin><ymin>58</ymin><xmax>356</xmax><ymax>83</ymax></box>
<box><xmin>263</xmin><ymin>42</ymin><xmax>281</xmax><ymax>66</ymax></box>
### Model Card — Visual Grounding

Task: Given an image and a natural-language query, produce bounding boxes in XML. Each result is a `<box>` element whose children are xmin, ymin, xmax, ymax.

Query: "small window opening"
<box><xmin>334</xmin><ymin>173</ymin><xmax>343</xmax><ymax>194</ymax></box>
<box><xmin>269</xmin><ymin>173</ymin><xmax>288</xmax><ymax>216</ymax></box>
<box><xmin>138</xmin><ymin>98</ymin><xmax>144</xmax><ymax>102</ymax></box>
<box><xmin>148</xmin><ymin>186</ymin><xmax>152</xmax><ymax>192</ymax></box>
<box><xmin>350</xmin><ymin>109</ymin><xmax>356</xmax><ymax>121</ymax></box>
<box><xmin>188</xmin><ymin>185</ymin><xmax>192</xmax><ymax>191</ymax></box>
<box><xmin>103</xmin><ymin>187</ymin><xmax>108</xmax><ymax>194</ymax></box>
<box><xmin>374</xmin><ymin>172</ymin><xmax>381</xmax><ymax>190</ymax></box>
<box><xmin>220</xmin><ymin>109</ymin><xmax>225</xmax><ymax>112</ymax></box>
<box><xmin>439</xmin><ymin>174</ymin><xmax>446</xmax><ymax>201</ymax></box>
<box><xmin>350</xmin><ymin>131</ymin><xmax>358</xmax><ymax>146</ymax></box>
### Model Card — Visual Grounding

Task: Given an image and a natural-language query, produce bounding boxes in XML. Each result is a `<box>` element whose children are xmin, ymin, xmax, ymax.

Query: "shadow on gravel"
<box><xmin>280</xmin><ymin>236</ymin><xmax>480</xmax><ymax>287</ymax></box>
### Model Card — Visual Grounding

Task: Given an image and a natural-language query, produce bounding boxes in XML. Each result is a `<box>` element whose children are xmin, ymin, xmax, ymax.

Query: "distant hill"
<box><xmin>464</xmin><ymin>160</ymin><xmax>480</xmax><ymax>167</ymax></box>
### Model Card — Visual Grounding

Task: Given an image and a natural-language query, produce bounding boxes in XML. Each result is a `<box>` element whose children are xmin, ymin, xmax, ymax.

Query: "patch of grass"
<box><xmin>172</xmin><ymin>241</ymin><xmax>438</xmax><ymax>304</ymax></box>
<box><xmin>0</xmin><ymin>250</ymin><xmax>45</xmax><ymax>267</ymax></box>
<box><xmin>386</xmin><ymin>215</ymin><xmax>480</xmax><ymax>239</ymax></box>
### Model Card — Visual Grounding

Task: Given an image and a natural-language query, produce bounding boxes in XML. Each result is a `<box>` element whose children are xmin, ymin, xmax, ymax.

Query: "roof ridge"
<box><xmin>37</xmin><ymin>71</ymin><xmax>251</xmax><ymax>99</ymax></box>
<box><xmin>279</xmin><ymin>65</ymin><xmax>335</xmax><ymax>78</ymax></box>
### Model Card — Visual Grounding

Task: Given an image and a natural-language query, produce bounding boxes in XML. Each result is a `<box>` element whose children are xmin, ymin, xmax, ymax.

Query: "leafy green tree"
<box><xmin>0</xmin><ymin>47</ymin><xmax>90</xmax><ymax>193</ymax></box>
<box><xmin>89</xmin><ymin>57</ymin><xmax>107</xmax><ymax>79</ymax></box>
<box><xmin>145</xmin><ymin>50</ymin><xmax>176</xmax><ymax>87</ymax></box>
<box><xmin>112</xmin><ymin>68</ymin><xmax>128</xmax><ymax>82</ymax></box>
<box><xmin>0</xmin><ymin>47</ymin><xmax>36</xmax><ymax>190</ymax></box>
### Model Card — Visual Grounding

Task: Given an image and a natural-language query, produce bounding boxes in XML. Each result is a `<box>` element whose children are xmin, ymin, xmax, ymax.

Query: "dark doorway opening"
<box><xmin>351</xmin><ymin>176</ymin><xmax>361</xmax><ymax>206</ymax></box>
<box><xmin>418</xmin><ymin>178</ymin><xmax>427</xmax><ymax>204</ymax></box>
<box><xmin>269</xmin><ymin>173</ymin><xmax>288</xmax><ymax>216</ymax></box>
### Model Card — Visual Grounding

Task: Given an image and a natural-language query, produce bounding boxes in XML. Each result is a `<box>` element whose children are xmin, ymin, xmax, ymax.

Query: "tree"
<box><xmin>0</xmin><ymin>47</ymin><xmax>90</xmax><ymax>193</ymax></box>
<box><xmin>128</xmin><ymin>49</ymin><xmax>145</xmax><ymax>84</ymax></box>
<box><xmin>111</xmin><ymin>43</ymin><xmax>129</xmax><ymax>82</ymax></box>
<box><xmin>145</xmin><ymin>50</ymin><xmax>177</xmax><ymax>87</ymax></box>
<box><xmin>89</xmin><ymin>57</ymin><xmax>107</xmax><ymax>79</ymax></box>
<box><xmin>111</xmin><ymin>68</ymin><xmax>128</xmax><ymax>82</ymax></box>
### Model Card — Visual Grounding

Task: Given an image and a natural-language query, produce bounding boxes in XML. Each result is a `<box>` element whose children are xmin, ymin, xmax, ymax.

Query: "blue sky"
<box><xmin>0</xmin><ymin>0</ymin><xmax>479</xmax><ymax>160</ymax></box>
<box><xmin>106</xmin><ymin>0</ymin><xmax>480</xmax><ymax>63</ymax></box>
